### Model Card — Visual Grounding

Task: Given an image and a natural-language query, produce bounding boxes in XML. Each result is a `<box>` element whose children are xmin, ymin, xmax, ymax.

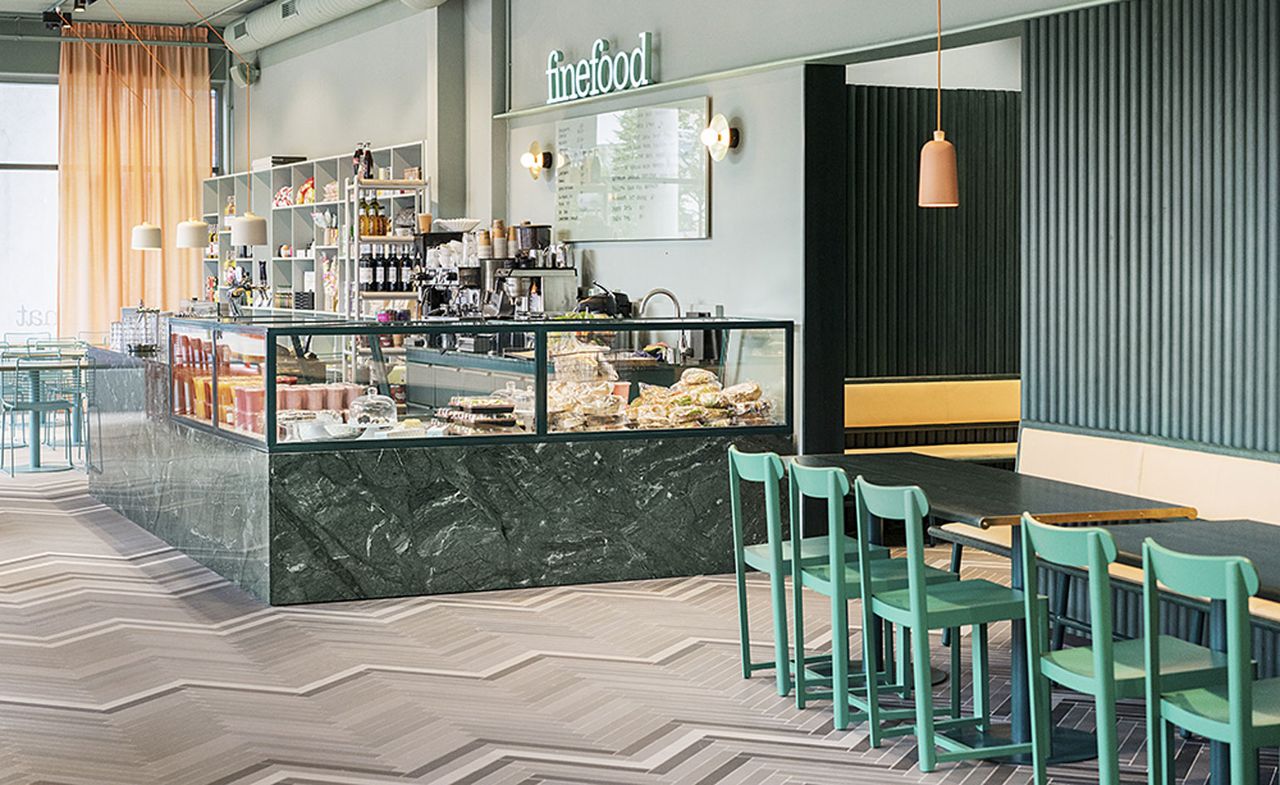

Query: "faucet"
<box><xmin>639</xmin><ymin>288</ymin><xmax>681</xmax><ymax>317</ymax></box>
<box><xmin>638</xmin><ymin>288</ymin><xmax>688</xmax><ymax>360</ymax></box>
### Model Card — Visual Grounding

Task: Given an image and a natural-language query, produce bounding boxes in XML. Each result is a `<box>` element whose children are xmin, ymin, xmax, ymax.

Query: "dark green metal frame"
<box><xmin>167</xmin><ymin>316</ymin><xmax>795</xmax><ymax>453</ymax></box>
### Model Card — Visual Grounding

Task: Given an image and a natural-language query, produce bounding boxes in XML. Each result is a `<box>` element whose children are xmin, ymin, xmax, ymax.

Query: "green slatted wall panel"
<box><xmin>847</xmin><ymin>85</ymin><xmax>1020</xmax><ymax>379</ymax></box>
<box><xmin>1022</xmin><ymin>0</ymin><xmax>1280</xmax><ymax>455</ymax></box>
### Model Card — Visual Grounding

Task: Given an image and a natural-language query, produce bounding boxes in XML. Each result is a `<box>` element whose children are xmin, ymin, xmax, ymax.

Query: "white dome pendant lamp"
<box><xmin>918</xmin><ymin>0</ymin><xmax>959</xmax><ymax>208</ymax></box>
<box><xmin>176</xmin><ymin>218</ymin><xmax>210</xmax><ymax>249</ymax></box>
<box><xmin>183</xmin><ymin>0</ymin><xmax>266</xmax><ymax>247</ymax></box>
<box><xmin>130</xmin><ymin>95</ymin><xmax>163</xmax><ymax>250</ymax></box>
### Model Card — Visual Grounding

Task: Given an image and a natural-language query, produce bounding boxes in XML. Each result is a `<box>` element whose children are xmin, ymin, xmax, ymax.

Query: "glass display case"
<box><xmin>167</xmin><ymin>316</ymin><xmax>793</xmax><ymax>450</ymax></box>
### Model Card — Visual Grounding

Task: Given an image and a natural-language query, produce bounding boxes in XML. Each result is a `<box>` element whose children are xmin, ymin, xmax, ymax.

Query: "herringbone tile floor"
<box><xmin>0</xmin><ymin>471</ymin><xmax>1265</xmax><ymax>785</ymax></box>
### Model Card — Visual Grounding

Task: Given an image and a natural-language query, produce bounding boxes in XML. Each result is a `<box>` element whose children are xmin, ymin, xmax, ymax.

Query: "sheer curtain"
<box><xmin>58</xmin><ymin>24</ymin><xmax>211</xmax><ymax>337</ymax></box>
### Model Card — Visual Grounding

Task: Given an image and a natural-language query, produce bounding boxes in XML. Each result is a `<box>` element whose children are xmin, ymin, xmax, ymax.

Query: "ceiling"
<box><xmin>0</xmin><ymin>0</ymin><xmax>273</xmax><ymax>26</ymax></box>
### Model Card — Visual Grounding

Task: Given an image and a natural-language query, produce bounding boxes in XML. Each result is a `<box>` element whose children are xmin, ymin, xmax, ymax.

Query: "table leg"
<box><xmin>27</xmin><ymin>370</ymin><xmax>41</xmax><ymax>469</ymax></box>
<box><xmin>1209</xmin><ymin>599</ymin><xmax>1229</xmax><ymax>785</ymax></box>
<box><xmin>952</xmin><ymin>523</ymin><xmax>1095</xmax><ymax>764</ymax></box>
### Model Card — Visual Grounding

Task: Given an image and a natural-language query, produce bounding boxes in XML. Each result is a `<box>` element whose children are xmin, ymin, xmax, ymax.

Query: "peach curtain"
<box><xmin>58</xmin><ymin>23</ymin><xmax>211</xmax><ymax>337</ymax></box>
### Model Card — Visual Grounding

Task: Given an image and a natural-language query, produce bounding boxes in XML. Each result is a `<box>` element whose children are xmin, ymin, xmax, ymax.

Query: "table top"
<box><xmin>0</xmin><ymin>351</ymin><xmax>88</xmax><ymax>372</ymax></box>
<box><xmin>795</xmin><ymin>452</ymin><xmax>1195</xmax><ymax>528</ymax></box>
<box><xmin>1103</xmin><ymin>519</ymin><xmax>1280</xmax><ymax>603</ymax></box>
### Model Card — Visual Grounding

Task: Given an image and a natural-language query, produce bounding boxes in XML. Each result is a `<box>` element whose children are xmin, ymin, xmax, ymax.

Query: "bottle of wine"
<box><xmin>372</xmin><ymin>247</ymin><xmax>385</xmax><ymax>292</ymax></box>
<box><xmin>358</xmin><ymin>246</ymin><xmax>374</xmax><ymax>292</ymax></box>
<box><xmin>399</xmin><ymin>247</ymin><xmax>413</xmax><ymax>293</ymax></box>
<box><xmin>381</xmin><ymin>247</ymin><xmax>395</xmax><ymax>292</ymax></box>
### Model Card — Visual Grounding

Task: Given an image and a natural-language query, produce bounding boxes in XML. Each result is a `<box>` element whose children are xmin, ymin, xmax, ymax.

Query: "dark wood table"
<box><xmin>796</xmin><ymin>452</ymin><xmax>1195</xmax><ymax>764</ymax></box>
<box><xmin>939</xmin><ymin>516</ymin><xmax>1276</xmax><ymax>784</ymax></box>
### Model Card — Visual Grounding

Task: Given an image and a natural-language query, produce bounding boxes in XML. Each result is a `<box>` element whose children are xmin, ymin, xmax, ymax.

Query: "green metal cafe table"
<box><xmin>0</xmin><ymin>353</ymin><xmax>86</xmax><ymax>471</ymax></box>
<box><xmin>794</xmin><ymin>452</ymin><xmax>1196</xmax><ymax>764</ymax></box>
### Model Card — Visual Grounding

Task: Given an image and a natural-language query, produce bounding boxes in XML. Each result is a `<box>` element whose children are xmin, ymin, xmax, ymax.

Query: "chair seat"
<box><xmin>872</xmin><ymin>578</ymin><xmax>1023</xmax><ymax>629</ymax></box>
<box><xmin>742</xmin><ymin>536</ymin><xmax>888</xmax><ymax>573</ymax></box>
<box><xmin>1042</xmin><ymin>635</ymin><xmax>1229</xmax><ymax>698</ymax></box>
<box><xmin>1161</xmin><ymin>677</ymin><xmax>1280</xmax><ymax>738</ymax></box>
<box><xmin>3</xmin><ymin>400</ymin><xmax>72</xmax><ymax>413</ymax></box>
<box><xmin>800</xmin><ymin>558</ymin><xmax>956</xmax><ymax>597</ymax></box>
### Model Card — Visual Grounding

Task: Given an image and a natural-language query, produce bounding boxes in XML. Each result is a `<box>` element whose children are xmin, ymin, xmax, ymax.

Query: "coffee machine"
<box><xmin>490</xmin><ymin>224</ymin><xmax>579</xmax><ymax>316</ymax></box>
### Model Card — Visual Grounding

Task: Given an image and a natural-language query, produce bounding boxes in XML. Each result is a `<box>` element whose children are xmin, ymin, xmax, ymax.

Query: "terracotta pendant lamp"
<box><xmin>918</xmin><ymin>0</ymin><xmax>959</xmax><ymax>208</ymax></box>
<box><xmin>179</xmin><ymin>1</ymin><xmax>265</xmax><ymax>246</ymax></box>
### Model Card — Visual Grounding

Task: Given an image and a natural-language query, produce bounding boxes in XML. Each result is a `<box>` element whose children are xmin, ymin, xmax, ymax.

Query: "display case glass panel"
<box><xmin>169</xmin><ymin>321</ymin><xmax>216</xmax><ymax>426</ymax></box>
<box><xmin>273</xmin><ymin>329</ymin><xmax>537</xmax><ymax>444</ymax></box>
<box><xmin>169</xmin><ymin>317</ymin><xmax>792</xmax><ymax>450</ymax></box>
<box><xmin>546</xmin><ymin>324</ymin><xmax>788</xmax><ymax>433</ymax></box>
<box><xmin>215</xmin><ymin>327</ymin><xmax>268</xmax><ymax>442</ymax></box>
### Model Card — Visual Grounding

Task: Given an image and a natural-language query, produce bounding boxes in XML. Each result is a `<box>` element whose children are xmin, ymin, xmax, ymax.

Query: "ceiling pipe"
<box><xmin>222</xmin><ymin>0</ymin><xmax>445</xmax><ymax>55</ymax></box>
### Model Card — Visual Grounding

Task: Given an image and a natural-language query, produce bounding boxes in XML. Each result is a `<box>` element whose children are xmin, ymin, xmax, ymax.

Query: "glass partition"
<box><xmin>546</xmin><ymin>323</ymin><xmax>787</xmax><ymax>433</ymax></box>
<box><xmin>169</xmin><ymin>317</ymin><xmax>792</xmax><ymax>450</ymax></box>
<box><xmin>170</xmin><ymin>321</ymin><xmax>216</xmax><ymax>426</ymax></box>
<box><xmin>215</xmin><ymin>327</ymin><xmax>268</xmax><ymax>441</ymax></box>
<box><xmin>273</xmin><ymin>330</ymin><xmax>537</xmax><ymax>443</ymax></box>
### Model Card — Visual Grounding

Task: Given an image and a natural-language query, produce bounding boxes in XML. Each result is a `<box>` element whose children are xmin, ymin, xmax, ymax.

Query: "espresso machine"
<box><xmin>490</xmin><ymin>224</ymin><xmax>579</xmax><ymax>316</ymax></box>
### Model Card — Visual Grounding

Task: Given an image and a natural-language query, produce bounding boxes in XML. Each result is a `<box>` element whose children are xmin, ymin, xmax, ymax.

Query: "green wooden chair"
<box><xmin>852</xmin><ymin>475</ymin><xmax>1031</xmax><ymax>770</ymax></box>
<box><xmin>1021</xmin><ymin>515</ymin><xmax>1230</xmax><ymax>785</ymax></box>
<box><xmin>728</xmin><ymin>447</ymin><xmax>888</xmax><ymax>697</ymax></box>
<box><xmin>1143</xmin><ymin>540</ymin><xmax>1273</xmax><ymax>785</ymax></box>
<box><xmin>788</xmin><ymin>463</ymin><xmax>957</xmax><ymax>726</ymax></box>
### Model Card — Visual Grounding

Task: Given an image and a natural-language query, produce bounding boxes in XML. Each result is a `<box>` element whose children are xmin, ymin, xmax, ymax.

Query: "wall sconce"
<box><xmin>700</xmin><ymin>114</ymin><xmax>739</xmax><ymax>161</ymax></box>
<box><xmin>520</xmin><ymin>141</ymin><xmax>554</xmax><ymax>180</ymax></box>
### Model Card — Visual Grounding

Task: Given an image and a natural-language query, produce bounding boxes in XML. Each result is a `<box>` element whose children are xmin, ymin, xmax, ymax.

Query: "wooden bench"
<box><xmin>844</xmin><ymin>378</ymin><xmax>1020</xmax><ymax>463</ymax></box>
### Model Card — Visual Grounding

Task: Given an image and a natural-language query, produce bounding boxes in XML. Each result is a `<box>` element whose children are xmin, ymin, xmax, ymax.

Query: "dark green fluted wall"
<box><xmin>1022</xmin><ymin>0</ymin><xmax>1280</xmax><ymax>455</ymax></box>
<box><xmin>847</xmin><ymin>85</ymin><xmax>1020</xmax><ymax>379</ymax></box>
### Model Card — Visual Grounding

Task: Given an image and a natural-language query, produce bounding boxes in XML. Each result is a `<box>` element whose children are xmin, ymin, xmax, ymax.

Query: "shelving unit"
<box><xmin>339</xmin><ymin>176</ymin><xmax>429</xmax><ymax>318</ymax></box>
<box><xmin>200</xmin><ymin>140</ymin><xmax>427</xmax><ymax>313</ymax></box>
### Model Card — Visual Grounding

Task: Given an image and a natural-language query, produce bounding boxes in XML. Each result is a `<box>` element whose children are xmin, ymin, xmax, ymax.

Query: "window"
<box><xmin>0</xmin><ymin>81</ymin><xmax>59</xmax><ymax>336</ymax></box>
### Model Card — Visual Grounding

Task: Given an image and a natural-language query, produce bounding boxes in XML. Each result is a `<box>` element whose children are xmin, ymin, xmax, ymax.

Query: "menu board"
<box><xmin>554</xmin><ymin>97</ymin><xmax>709</xmax><ymax>242</ymax></box>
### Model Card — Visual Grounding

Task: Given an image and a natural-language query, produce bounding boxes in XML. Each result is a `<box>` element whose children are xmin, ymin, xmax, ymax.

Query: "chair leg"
<box><xmin>863</xmin><ymin>610</ymin><xmax>884</xmax><ymax>747</ymax></box>
<box><xmin>972</xmin><ymin>624</ymin><xmax>990</xmax><ymax>730</ymax></box>
<box><xmin>896</xmin><ymin>624</ymin><xmax>912</xmax><ymax>700</ymax></box>
<box><xmin>831</xmin><ymin>594</ymin><xmax>850</xmax><ymax>730</ymax></box>
<box><xmin>1095</xmin><ymin>688</ymin><xmax>1121</xmax><ymax>785</ymax></box>
<box><xmin>733</xmin><ymin>561</ymin><xmax>753</xmax><ymax>680</ymax></box>
<box><xmin>1231</xmin><ymin>742</ymin><xmax>1258</xmax><ymax>785</ymax></box>
<box><xmin>1027</xmin><ymin>665</ymin><xmax>1051</xmax><ymax>785</ymax></box>
<box><xmin>910</xmin><ymin>623</ymin><xmax>938</xmax><ymax>772</ymax></box>
<box><xmin>942</xmin><ymin>544</ymin><xmax>963</xmax><ymax>647</ymax></box>
<box><xmin>793</xmin><ymin>575</ymin><xmax>807</xmax><ymax>709</ymax></box>
<box><xmin>768</xmin><ymin>570</ymin><xmax>791</xmax><ymax>697</ymax></box>
<box><xmin>949</xmin><ymin>627</ymin><xmax>961</xmax><ymax>719</ymax></box>
<box><xmin>1051</xmin><ymin>571</ymin><xmax>1071</xmax><ymax>650</ymax></box>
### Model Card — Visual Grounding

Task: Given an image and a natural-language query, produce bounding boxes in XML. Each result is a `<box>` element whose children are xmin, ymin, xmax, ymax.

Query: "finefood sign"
<box><xmin>545</xmin><ymin>33</ymin><xmax>655</xmax><ymax>105</ymax></box>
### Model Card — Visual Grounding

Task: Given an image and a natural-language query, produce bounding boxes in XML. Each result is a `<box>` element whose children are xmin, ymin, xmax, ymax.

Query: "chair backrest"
<box><xmin>788</xmin><ymin>462</ymin><xmax>853</xmax><ymax>597</ymax></box>
<box><xmin>3</xmin><ymin>331</ymin><xmax>51</xmax><ymax>346</ymax></box>
<box><xmin>1021</xmin><ymin>514</ymin><xmax>1118</xmax><ymax>687</ymax></box>
<box><xmin>853</xmin><ymin>476</ymin><xmax>931</xmax><ymax>622</ymax></box>
<box><xmin>727</xmin><ymin>446</ymin><xmax>786</xmax><ymax>559</ymax></box>
<box><xmin>1142</xmin><ymin>539</ymin><xmax>1258</xmax><ymax>731</ymax></box>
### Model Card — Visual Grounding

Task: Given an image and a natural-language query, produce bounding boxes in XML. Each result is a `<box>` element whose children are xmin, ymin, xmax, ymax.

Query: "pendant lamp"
<box><xmin>176</xmin><ymin>218</ymin><xmax>210</xmax><ymax>249</ymax></box>
<box><xmin>183</xmin><ymin>0</ymin><xmax>266</xmax><ymax>247</ymax></box>
<box><xmin>130</xmin><ymin>95</ymin><xmax>162</xmax><ymax>249</ymax></box>
<box><xmin>918</xmin><ymin>0</ymin><xmax>959</xmax><ymax>208</ymax></box>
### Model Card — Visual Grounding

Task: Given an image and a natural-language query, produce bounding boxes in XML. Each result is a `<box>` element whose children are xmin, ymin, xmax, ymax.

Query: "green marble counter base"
<box><xmin>268</xmin><ymin>434</ymin><xmax>791</xmax><ymax>604</ymax></box>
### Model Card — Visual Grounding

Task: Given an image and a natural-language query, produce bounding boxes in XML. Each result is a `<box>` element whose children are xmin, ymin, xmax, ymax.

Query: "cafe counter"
<box><xmin>87</xmin><ymin>316</ymin><xmax>793</xmax><ymax>605</ymax></box>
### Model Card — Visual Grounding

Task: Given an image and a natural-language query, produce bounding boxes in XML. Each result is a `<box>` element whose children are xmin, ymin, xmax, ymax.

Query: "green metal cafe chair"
<box><xmin>852</xmin><ymin>475</ymin><xmax>1030</xmax><ymax>771</ymax></box>
<box><xmin>1021</xmin><ymin>515</ymin><xmax>1229</xmax><ymax>785</ymax></box>
<box><xmin>727</xmin><ymin>447</ymin><xmax>893</xmax><ymax>697</ymax></box>
<box><xmin>1144</xmin><ymin>540</ymin><xmax>1276</xmax><ymax>785</ymax></box>
<box><xmin>788</xmin><ymin>463</ymin><xmax>957</xmax><ymax>725</ymax></box>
